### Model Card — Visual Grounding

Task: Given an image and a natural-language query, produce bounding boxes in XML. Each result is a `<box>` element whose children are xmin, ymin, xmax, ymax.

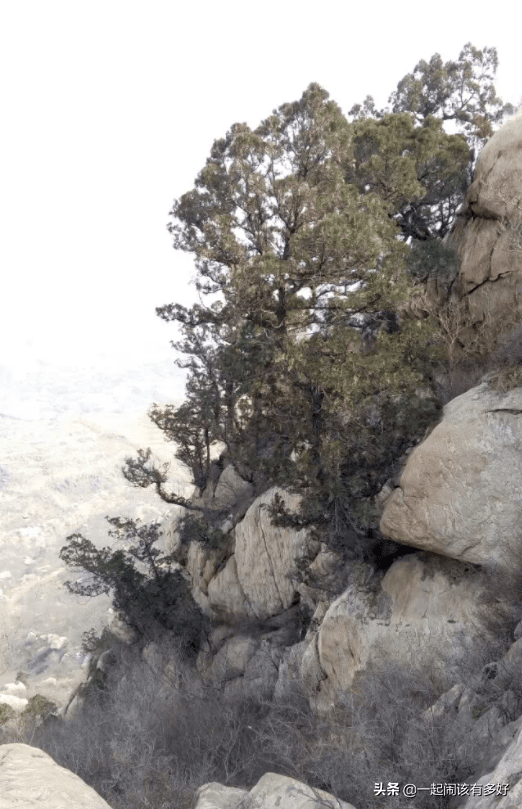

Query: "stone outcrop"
<box><xmin>193</xmin><ymin>773</ymin><xmax>356</xmax><ymax>809</ymax></box>
<box><xmin>417</xmin><ymin>112</ymin><xmax>522</xmax><ymax>363</ymax></box>
<box><xmin>380</xmin><ymin>380</ymin><xmax>522</xmax><ymax>567</ymax></box>
<box><xmin>197</xmin><ymin>630</ymin><xmax>285</xmax><ymax>701</ymax></box>
<box><xmin>156</xmin><ymin>430</ymin><xmax>500</xmax><ymax>708</ymax></box>
<box><xmin>40</xmin><ymin>115</ymin><xmax>522</xmax><ymax>809</ymax></box>
<box><xmin>399</xmin><ymin>113</ymin><xmax>522</xmax><ymax>358</ymax></box>
<box><xmin>182</xmin><ymin>484</ymin><xmax>319</xmax><ymax>624</ymax></box>
<box><xmin>450</xmin><ymin>113</ymin><xmax>522</xmax><ymax>330</ymax></box>
<box><xmin>298</xmin><ymin>552</ymin><xmax>484</xmax><ymax>712</ymax></box>
<box><xmin>0</xmin><ymin>743</ymin><xmax>113</xmax><ymax>808</ymax></box>
<box><xmin>232</xmin><ymin>488</ymin><xmax>313</xmax><ymax>621</ymax></box>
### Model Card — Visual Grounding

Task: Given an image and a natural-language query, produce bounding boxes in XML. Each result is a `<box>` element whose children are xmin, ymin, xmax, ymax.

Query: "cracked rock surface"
<box><xmin>380</xmin><ymin>380</ymin><xmax>522</xmax><ymax>566</ymax></box>
<box><xmin>448</xmin><ymin>112</ymin><xmax>522</xmax><ymax>328</ymax></box>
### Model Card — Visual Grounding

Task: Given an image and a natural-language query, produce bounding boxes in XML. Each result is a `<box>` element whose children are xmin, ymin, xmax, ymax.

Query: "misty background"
<box><xmin>1</xmin><ymin>1</ymin><xmax>520</xmax><ymax>407</ymax></box>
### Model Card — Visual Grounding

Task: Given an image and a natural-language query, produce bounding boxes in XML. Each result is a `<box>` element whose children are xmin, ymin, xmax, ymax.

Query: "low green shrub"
<box><xmin>59</xmin><ymin>516</ymin><xmax>210</xmax><ymax>656</ymax></box>
<box><xmin>0</xmin><ymin>703</ymin><xmax>15</xmax><ymax>726</ymax></box>
<box><xmin>22</xmin><ymin>694</ymin><xmax>58</xmax><ymax>720</ymax></box>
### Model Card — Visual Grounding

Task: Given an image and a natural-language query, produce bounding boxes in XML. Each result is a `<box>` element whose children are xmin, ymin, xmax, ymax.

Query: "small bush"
<box><xmin>23</xmin><ymin>694</ymin><xmax>58</xmax><ymax>720</ymax></box>
<box><xmin>487</xmin><ymin>365</ymin><xmax>522</xmax><ymax>393</ymax></box>
<box><xmin>59</xmin><ymin>517</ymin><xmax>210</xmax><ymax>656</ymax></box>
<box><xmin>432</xmin><ymin>359</ymin><xmax>491</xmax><ymax>405</ymax></box>
<box><xmin>294</xmin><ymin>655</ymin><xmax>486</xmax><ymax>809</ymax></box>
<box><xmin>0</xmin><ymin>703</ymin><xmax>15</xmax><ymax>726</ymax></box>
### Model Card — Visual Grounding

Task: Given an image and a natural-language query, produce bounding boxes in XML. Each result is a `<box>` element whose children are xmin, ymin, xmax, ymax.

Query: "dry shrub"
<box><xmin>486</xmin><ymin>365</ymin><xmax>522</xmax><ymax>393</ymax></box>
<box><xmin>5</xmin><ymin>625</ymin><xmax>516</xmax><ymax>809</ymax></box>
<box><xmin>7</xmin><ymin>534</ymin><xmax>522</xmax><ymax>809</ymax></box>
<box><xmin>426</xmin><ymin>533</ymin><xmax>522</xmax><ymax>737</ymax></box>
<box><xmin>482</xmin><ymin>322</ymin><xmax>522</xmax><ymax>392</ymax></box>
<box><xmin>292</xmin><ymin>655</ymin><xmax>486</xmax><ymax>809</ymax></box>
<box><xmin>473</xmin><ymin>535</ymin><xmax>522</xmax><ymax>650</ymax></box>
<box><xmin>433</xmin><ymin>359</ymin><xmax>491</xmax><ymax>406</ymax></box>
<box><xmin>491</xmin><ymin>322</ymin><xmax>522</xmax><ymax>367</ymax></box>
<box><xmin>8</xmin><ymin>633</ymin><xmax>318</xmax><ymax>809</ymax></box>
<box><xmin>405</xmin><ymin>287</ymin><xmax>521</xmax><ymax>405</ymax></box>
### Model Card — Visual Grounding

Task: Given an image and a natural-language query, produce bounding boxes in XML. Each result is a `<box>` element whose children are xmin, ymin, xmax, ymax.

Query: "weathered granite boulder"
<box><xmin>0</xmin><ymin>743</ymin><xmax>113</xmax><ymax>808</ymax></box>
<box><xmin>192</xmin><ymin>460</ymin><xmax>254</xmax><ymax>522</ymax></box>
<box><xmin>299</xmin><ymin>552</ymin><xmax>485</xmax><ymax>713</ymax></box>
<box><xmin>451</xmin><ymin>113</ymin><xmax>522</xmax><ymax>333</ymax></box>
<box><xmin>193</xmin><ymin>772</ymin><xmax>356</xmax><ymax>809</ymax></box>
<box><xmin>181</xmin><ymin>484</ymin><xmax>319</xmax><ymax>624</ymax></box>
<box><xmin>232</xmin><ymin>488</ymin><xmax>315</xmax><ymax>621</ymax></box>
<box><xmin>197</xmin><ymin>632</ymin><xmax>283</xmax><ymax>701</ymax></box>
<box><xmin>400</xmin><ymin>114</ymin><xmax>522</xmax><ymax>357</ymax></box>
<box><xmin>380</xmin><ymin>380</ymin><xmax>522</xmax><ymax>566</ymax></box>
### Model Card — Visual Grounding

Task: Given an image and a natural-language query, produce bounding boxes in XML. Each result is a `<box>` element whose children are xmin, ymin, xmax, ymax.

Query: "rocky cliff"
<box><xmin>4</xmin><ymin>113</ymin><xmax>522</xmax><ymax>809</ymax></box>
<box><xmin>450</xmin><ymin>112</ymin><xmax>522</xmax><ymax>330</ymax></box>
<box><xmin>156</xmin><ymin>110</ymin><xmax>522</xmax><ymax>804</ymax></box>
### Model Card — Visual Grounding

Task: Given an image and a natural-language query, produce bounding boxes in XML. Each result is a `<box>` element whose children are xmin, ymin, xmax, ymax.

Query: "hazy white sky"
<box><xmin>1</xmin><ymin>1</ymin><xmax>520</xmax><ymax>373</ymax></box>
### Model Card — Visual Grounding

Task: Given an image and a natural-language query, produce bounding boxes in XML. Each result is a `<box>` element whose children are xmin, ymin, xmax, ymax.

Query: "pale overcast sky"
<box><xmin>1</xmin><ymin>1</ymin><xmax>520</xmax><ymax>372</ymax></box>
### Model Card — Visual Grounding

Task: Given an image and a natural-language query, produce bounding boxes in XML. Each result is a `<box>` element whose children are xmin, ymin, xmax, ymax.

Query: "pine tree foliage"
<box><xmin>59</xmin><ymin>517</ymin><xmax>209</xmax><ymax>652</ymax></box>
<box><xmin>349</xmin><ymin>43</ymin><xmax>519</xmax><ymax>240</ymax></box>
<box><xmin>133</xmin><ymin>81</ymin><xmax>455</xmax><ymax>560</ymax></box>
<box><xmin>62</xmin><ymin>44</ymin><xmax>514</xmax><ymax>611</ymax></box>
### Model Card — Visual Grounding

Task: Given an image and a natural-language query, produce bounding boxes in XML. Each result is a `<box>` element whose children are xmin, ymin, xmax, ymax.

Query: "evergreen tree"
<box><xmin>123</xmin><ymin>82</ymin><xmax>448</xmax><ymax>561</ymax></box>
<box><xmin>348</xmin><ymin>42</ymin><xmax>518</xmax><ymax>255</ymax></box>
<box><xmin>59</xmin><ymin>517</ymin><xmax>209</xmax><ymax>653</ymax></box>
<box><xmin>59</xmin><ymin>44</ymin><xmax>516</xmax><ymax>638</ymax></box>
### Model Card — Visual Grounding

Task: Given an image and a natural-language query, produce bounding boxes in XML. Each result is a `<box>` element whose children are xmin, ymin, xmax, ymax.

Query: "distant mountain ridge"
<box><xmin>0</xmin><ymin>355</ymin><xmax>191</xmax><ymax>710</ymax></box>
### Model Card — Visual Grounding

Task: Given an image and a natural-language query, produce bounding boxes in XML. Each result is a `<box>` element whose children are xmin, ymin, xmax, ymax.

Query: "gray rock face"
<box><xmin>193</xmin><ymin>772</ymin><xmax>356</xmax><ymax>809</ymax></box>
<box><xmin>451</xmin><ymin>113</ymin><xmax>522</xmax><ymax>332</ymax></box>
<box><xmin>180</xmin><ymin>486</ymin><xmax>318</xmax><ymax>624</ymax></box>
<box><xmin>233</xmin><ymin>488</ymin><xmax>313</xmax><ymax>621</ymax></box>
<box><xmin>300</xmin><ymin>552</ymin><xmax>485</xmax><ymax>713</ymax></box>
<box><xmin>0</xmin><ymin>743</ymin><xmax>113</xmax><ymax>808</ymax></box>
<box><xmin>399</xmin><ymin>113</ymin><xmax>522</xmax><ymax>358</ymax></box>
<box><xmin>380</xmin><ymin>381</ymin><xmax>522</xmax><ymax>566</ymax></box>
<box><xmin>197</xmin><ymin>627</ymin><xmax>289</xmax><ymax>702</ymax></box>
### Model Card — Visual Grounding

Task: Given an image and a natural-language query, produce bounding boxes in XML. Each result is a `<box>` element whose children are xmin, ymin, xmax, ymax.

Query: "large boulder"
<box><xmin>0</xmin><ymin>743</ymin><xmax>113</xmax><ymax>808</ymax></box>
<box><xmin>448</xmin><ymin>112</ymin><xmax>522</xmax><ymax>337</ymax></box>
<box><xmin>193</xmin><ymin>772</ymin><xmax>356</xmax><ymax>809</ymax></box>
<box><xmin>380</xmin><ymin>380</ymin><xmax>522</xmax><ymax>566</ymax></box>
<box><xmin>182</xmin><ymin>484</ymin><xmax>319</xmax><ymax>624</ymax></box>
<box><xmin>232</xmin><ymin>487</ymin><xmax>316</xmax><ymax>621</ymax></box>
<box><xmin>300</xmin><ymin>553</ymin><xmax>485</xmax><ymax>713</ymax></box>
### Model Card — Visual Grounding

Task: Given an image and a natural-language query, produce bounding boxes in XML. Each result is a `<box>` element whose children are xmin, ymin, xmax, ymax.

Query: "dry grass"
<box><xmin>403</xmin><ymin>283</ymin><xmax>522</xmax><ymax>405</ymax></box>
<box><xmin>2</xmin><ymin>626</ymin><xmax>509</xmax><ymax>809</ymax></box>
